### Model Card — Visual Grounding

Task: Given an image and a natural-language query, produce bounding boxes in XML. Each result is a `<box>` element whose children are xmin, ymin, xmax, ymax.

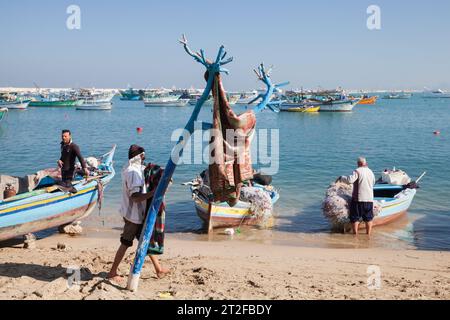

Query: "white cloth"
<box><xmin>340</xmin><ymin>167</ymin><xmax>376</xmax><ymax>202</ymax></box>
<box><xmin>119</xmin><ymin>155</ymin><xmax>147</xmax><ymax>224</ymax></box>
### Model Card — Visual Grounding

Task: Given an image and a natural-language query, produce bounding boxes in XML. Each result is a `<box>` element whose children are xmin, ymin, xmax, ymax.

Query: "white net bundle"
<box><xmin>322</xmin><ymin>181</ymin><xmax>382</xmax><ymax>228</ymax></box>
<box><xmin>240</xmin><ymin>186</ymin><xmax>273</xmax><ymax>227</ymax></box>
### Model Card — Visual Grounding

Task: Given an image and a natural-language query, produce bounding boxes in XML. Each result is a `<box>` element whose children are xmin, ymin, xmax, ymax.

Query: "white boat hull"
<box><xmin>319</xmin><ymin>101</ymin><xmax>357</xmax><ymax>112</ymax></box>
<box><xmin>144</xmin><ymin>99</ymin><xmax>189</xmax><ymax>107</ymax></box>
<box><xmin>0</xmin><ymin>101</ymin><xmax>29</xmax><ymax>110</ymax></box>
<box><xmin>76</xmin><ymin>102</ymin><xmax>112</xmax><ymax>110</ymax></box>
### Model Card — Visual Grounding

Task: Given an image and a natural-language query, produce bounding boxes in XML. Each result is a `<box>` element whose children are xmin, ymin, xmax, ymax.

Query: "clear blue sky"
<box><xmin>1</xmin><ymin>0</ymin><xmax>449</xmax><ymax>90</ymax></box>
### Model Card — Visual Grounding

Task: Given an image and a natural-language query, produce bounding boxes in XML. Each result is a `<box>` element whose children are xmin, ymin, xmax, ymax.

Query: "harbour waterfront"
<box><xmin>1</xmin><ymin>95</ymin><xmax>449</xmax><ymax>250</ymax></box>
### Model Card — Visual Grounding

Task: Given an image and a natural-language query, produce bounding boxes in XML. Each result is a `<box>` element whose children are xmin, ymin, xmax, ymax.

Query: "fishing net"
<box><xmin>240</xmin><ymin>186</ymin><xmax>273</xmax><ymax>227</ymax></box>
<box><xmin>322</xmin><ymin>181</ymin><xmax>381</xmax><ymax>228</ymax></box>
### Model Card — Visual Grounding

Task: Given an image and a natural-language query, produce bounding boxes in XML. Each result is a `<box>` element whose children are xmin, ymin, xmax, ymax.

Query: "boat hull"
<box><xmin>280</xmin><ymin>105</ymin><xmax>320</xmax><ymax>112</ymax></box>
<box><xmin>0</xmin><ymin>101</ymin><xmax>30</xmax><ymax>110</ymax></box>
<box><xmin>335</xmin><ymin>188</ymin><xmax>416</xmax><ymax>231</ymax></box>
<box><xmin>358</xmin><ymin>97</ymin><xmax>377</xmax><ymax>105</ymax></box>
<box><xmin>76</xmin><ymin>102</ymin><xmax>112</xmax><ymax>110</ymax></box>
<box><xmin>29</xmin><ymin>100</ymin><xmax>80</xmax><ymax>107</ymax></box>
<box><xmin>193</xmin><ymin>188</ymin><xmax>279</xmax><ymax>229</ymax></box>
<box><xmin>144</xmin><ymin>100</ymin><xmax>189</xmax><ymax>107</ymax></box>
<box><xmin>319</xmin><ymin>100</ymin><xmax>357</xmax><ymax>112</ymax></box>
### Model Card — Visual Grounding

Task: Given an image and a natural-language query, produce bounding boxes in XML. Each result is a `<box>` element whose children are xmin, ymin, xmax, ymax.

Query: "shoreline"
<box><xmin>0</xmin><ymin>227</ymin><xmax>448</xmax><ymax>300</ymax></box>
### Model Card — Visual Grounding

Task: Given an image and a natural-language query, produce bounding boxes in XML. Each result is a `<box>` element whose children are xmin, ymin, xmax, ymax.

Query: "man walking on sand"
<box><xmin>107</xmin><ymin>144</ymin><xmax>169</xmax><ymax>282</ymax></box>
<box><xmin>338</xmin><ymin>157</ymin><xmax>376</xmax><ymax>236</ymax></box>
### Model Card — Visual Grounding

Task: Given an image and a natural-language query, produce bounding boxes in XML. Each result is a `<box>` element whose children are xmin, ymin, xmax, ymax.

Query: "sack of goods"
<box><xmin>381</xmin><ymin>168</ymin><xmax>411</xmax><ymax>186</ymax></box>
<box><xmin>322</xmin><ymin>181</ymin><xmax>382</xmax><ymax>228</ymax></box>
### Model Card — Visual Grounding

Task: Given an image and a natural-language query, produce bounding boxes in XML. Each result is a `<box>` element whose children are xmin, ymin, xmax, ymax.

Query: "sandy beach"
<box><xmin>0</xmin><ymin>228</ymin><xmax>448</xmax><ymax>300</ymax></box>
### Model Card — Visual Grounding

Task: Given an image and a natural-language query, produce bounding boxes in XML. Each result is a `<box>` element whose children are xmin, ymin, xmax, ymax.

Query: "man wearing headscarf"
<box><xmin>107</xmin><ymin>144</ymin><xmax>169</xmax><ymax>282</ymax></box>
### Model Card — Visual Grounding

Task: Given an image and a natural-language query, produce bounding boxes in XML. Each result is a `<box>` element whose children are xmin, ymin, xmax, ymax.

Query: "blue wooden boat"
<box><xmin>192</xmin><ymin>184</ymin><xmax>280</xmax><ymax>229</ymax></box>
<box><xmin>333</xmin><ymin>183</ymin><xmax>418</xmax><ymax>231</ymax></box>
<box><xmin>0</xmin><ymin>146</ymin><xmax>116</xmax><ymax>242</ymax></box>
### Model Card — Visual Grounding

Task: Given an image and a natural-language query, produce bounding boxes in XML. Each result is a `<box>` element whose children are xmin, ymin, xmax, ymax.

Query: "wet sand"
<box><xmin>0</xmin><ymin>227</ymin><xmax>448</xmax><ymax>300</ymax></box>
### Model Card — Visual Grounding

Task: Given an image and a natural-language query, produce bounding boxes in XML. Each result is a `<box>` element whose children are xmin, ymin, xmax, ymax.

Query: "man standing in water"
<box><xmin>107</xmin><ymin>144</ymin><xmax>169</xmax><ymax>283</ymax></box>
<box><xmin>57</xmin><ymin>129</ymin><xmax>89</xmax><ymax>192</ymax></box>
<box><xmin>338</xmin><ymin>157</ymin><xmax>376</xmax><ymax>236</ymax></box>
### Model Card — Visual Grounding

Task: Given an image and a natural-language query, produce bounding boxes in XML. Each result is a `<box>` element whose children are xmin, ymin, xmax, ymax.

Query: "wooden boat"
<box><xmin>332</xmin><ymin>183</ymin><xmax>418</xmax><ymax>232</ymax></box>
<box><xmin>0</xmin><ymin>107</ymin><xmax>7</xmax><ymax>122</ymax></box>
<box><xmin>318</xmin><ymin>99</ymin><xmax>359</xmax><ymax>112</ymax></box>
<box><xmin>357</xmin><ymin>96</ymin><xmax>377</xmax><ymax>105</ymax></box>
<box><xmin>280</xmin><ymin>105</ymin><xmax>320</xmax><ymax>112</ymax></box>
<box><xmin>191</xmin><ymin>184</ymin><xmax>280</xmax><ymax>229</ymax></box>
<box><xmin>29</xmin><ymin>99</ymin><xmax>80</xmax><ymax>107</ymax></box>
<box><xmin>0</xmin><ymin>100</ymin><xmax>30</xmax><ymax>110</ymax></box>
<box><xmin>0</xmin><ymin>146</ymin><xmax>116</xmax><ymax>242</ymax></box>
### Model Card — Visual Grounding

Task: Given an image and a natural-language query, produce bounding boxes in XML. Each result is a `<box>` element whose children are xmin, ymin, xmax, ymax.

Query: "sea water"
<box><xmin>0</xmin><ymin>95</ymin><xmax>449</xmax><ymax>250</ymax></box>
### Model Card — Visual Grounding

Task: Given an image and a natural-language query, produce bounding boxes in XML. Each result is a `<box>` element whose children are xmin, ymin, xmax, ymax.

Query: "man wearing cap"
<box><xmin>107</xmin><ymin>144</ymin><xmax>169</xmax><ymax>282</ymax></box>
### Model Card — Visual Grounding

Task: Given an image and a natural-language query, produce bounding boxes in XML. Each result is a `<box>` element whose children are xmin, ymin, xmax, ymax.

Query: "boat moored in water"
<box><xmin>0</xmin><ymin>146</ymin><xmax>116</xmax><ymax>242</ymax></box>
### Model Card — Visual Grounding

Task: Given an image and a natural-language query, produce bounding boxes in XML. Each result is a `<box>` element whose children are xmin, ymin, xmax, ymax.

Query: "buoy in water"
<box><xmin>136</xmin><ymin>127</ymin><xmax>143</xmax><ymax>134</ymax></box>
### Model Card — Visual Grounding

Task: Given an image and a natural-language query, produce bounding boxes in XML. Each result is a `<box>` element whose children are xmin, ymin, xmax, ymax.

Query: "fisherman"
<box><xmin>57</xmin><ymin>129</ymin><xmax>89</xmax><ymax>192</ymax></box>
<box><xmin>337</xmin><ymin>157</ymin><xmax>376</xmax><ymax>236</ymax></box>
<box><xmin>107</xmin><ymin>144</ymin><xmax>169</xmax><ymax>282</ymax></box>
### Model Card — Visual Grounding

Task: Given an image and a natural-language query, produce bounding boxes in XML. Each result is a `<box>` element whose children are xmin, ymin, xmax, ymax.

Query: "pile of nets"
<box><xmin>322</xmin><ymin>181</ymin><xmax>382</xmax><ymax>228</ymax></box>
<box><xmin>240</xmin><ymin>186</ymin><xmax>273</xmax><ymax>227</ymax></box>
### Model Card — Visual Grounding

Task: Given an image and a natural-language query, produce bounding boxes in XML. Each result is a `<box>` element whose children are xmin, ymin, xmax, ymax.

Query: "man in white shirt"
<box><xmin>107</xmin><ymin>145</ymin><xmax>169</xmax><ymax>282</ymax></box>
<box><xmin>338</xmin><ymin>157</ymin><xmax>376</xmax><ymax>236</ymax></box>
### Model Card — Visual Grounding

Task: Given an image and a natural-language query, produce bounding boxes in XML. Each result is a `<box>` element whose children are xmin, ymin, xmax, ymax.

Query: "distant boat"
<box><xmin>0</xmin><ymin>146</ymin><xmax>116</xmax><ymax>242</ymax></box>
<box><xmin>356</xmin><ymin>95</ymin><xmax>378</xmax><ymax>105</ymax></box>
<box><xmin>119</xmin><ymin>88</ymin><xmax>143</xmax><ymax>101</ymax></box>
<box><xmin>423</xmin><ymin>89</ymin><xmax>450</xmax><ymax>99</ymax></box>
<box><xmin>235</xmin><ymin>91</ymin><xmax>259</xmax><ymax>105</ymax></box>
<box><xmin>0</xmin><ymin>107</ymin><xmax>7</xmax><ymax>122</ymax></box>
<box><xmin>318</xmin><ymin>99</ymin><xmax>359</xmax><ymax>112</ymax></box>
<box><xmin>382</xmin><ymin>92</ymin><xmax>412</xmax><ymax>99</ymax></box>
<box><xmin>143</xmin><ymin>91</ymin><xmax>189</xmax><ymax>107</ymax></box>
<box><xmin>0</xmin><ymin>100</ymin><xmax>30</xmax><ymax>110</ymax></box>
<box><xmin>76</xmin><ymin>89</ymin><xmax>114</xmax><ymax>110</ymax></box>
<box><xmin>0</xmin><ymin>92</ymin><xmax>30</xmax><ymax>110</ymax></box>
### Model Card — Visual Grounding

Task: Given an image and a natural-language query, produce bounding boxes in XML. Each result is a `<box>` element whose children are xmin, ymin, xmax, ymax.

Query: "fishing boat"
<box><xmin>0</xmin><ymin>146</ymin><xmax>116</xmax><ymax>242</ymax></box>
<box><xmin>76</xmin><ymin>89</ymin><xmax>114</xmax><ymax>110</ymax></box>
<box><xmin>0</xmin><ymin>107</ymin><xmax>7</xmax><ymax>122</ymax></box>
<box><xmin>191</xmin><ymin>182</ymin><xmax>280</xmax><ymax>229</ymax></box>
<box><xmin>0</xmin><ymin>100</ymin><xmax>30</xmax><ymax>110</ymax></box>
<box><xmin>29</xmin><ymin>97</ymin><xmax>80</xmax><ymax>107</ymax></box>
<box><xmin>119</xmin><ymin>87</ymin><xmax>144</xmax><ymax>101</ymax></box>
<box><xmin>235</xmin><ymin>90</ymin><xmax>259</xmax><ymax>105</ymax></box>
<box><xmin>318</xmin><ymin>99</ymin><xmax>359</xmax><ymax>112</ymax></box>
<box><xmin>324</xmin><ymin>171</ymin><xmax>424</xmax><ymax>232</ymax></box>
<box><xmin>0</xmin><ymin>93</ymin><xmax>30</xmax><ymax>110</ymax></box>
<box><xmin>423</xmin><ymin>89</ymin><xmax>450</xmax><ymax>99</ymax></box>
<box><xmin>143</xmin><ymin>90</ymin><xmax>189</xmax><ymax>107</ymax></box>
<box><xmin>357</xmin><ymin>95</ymin><xmax>378</xmax><ymax>105</ymax></box>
